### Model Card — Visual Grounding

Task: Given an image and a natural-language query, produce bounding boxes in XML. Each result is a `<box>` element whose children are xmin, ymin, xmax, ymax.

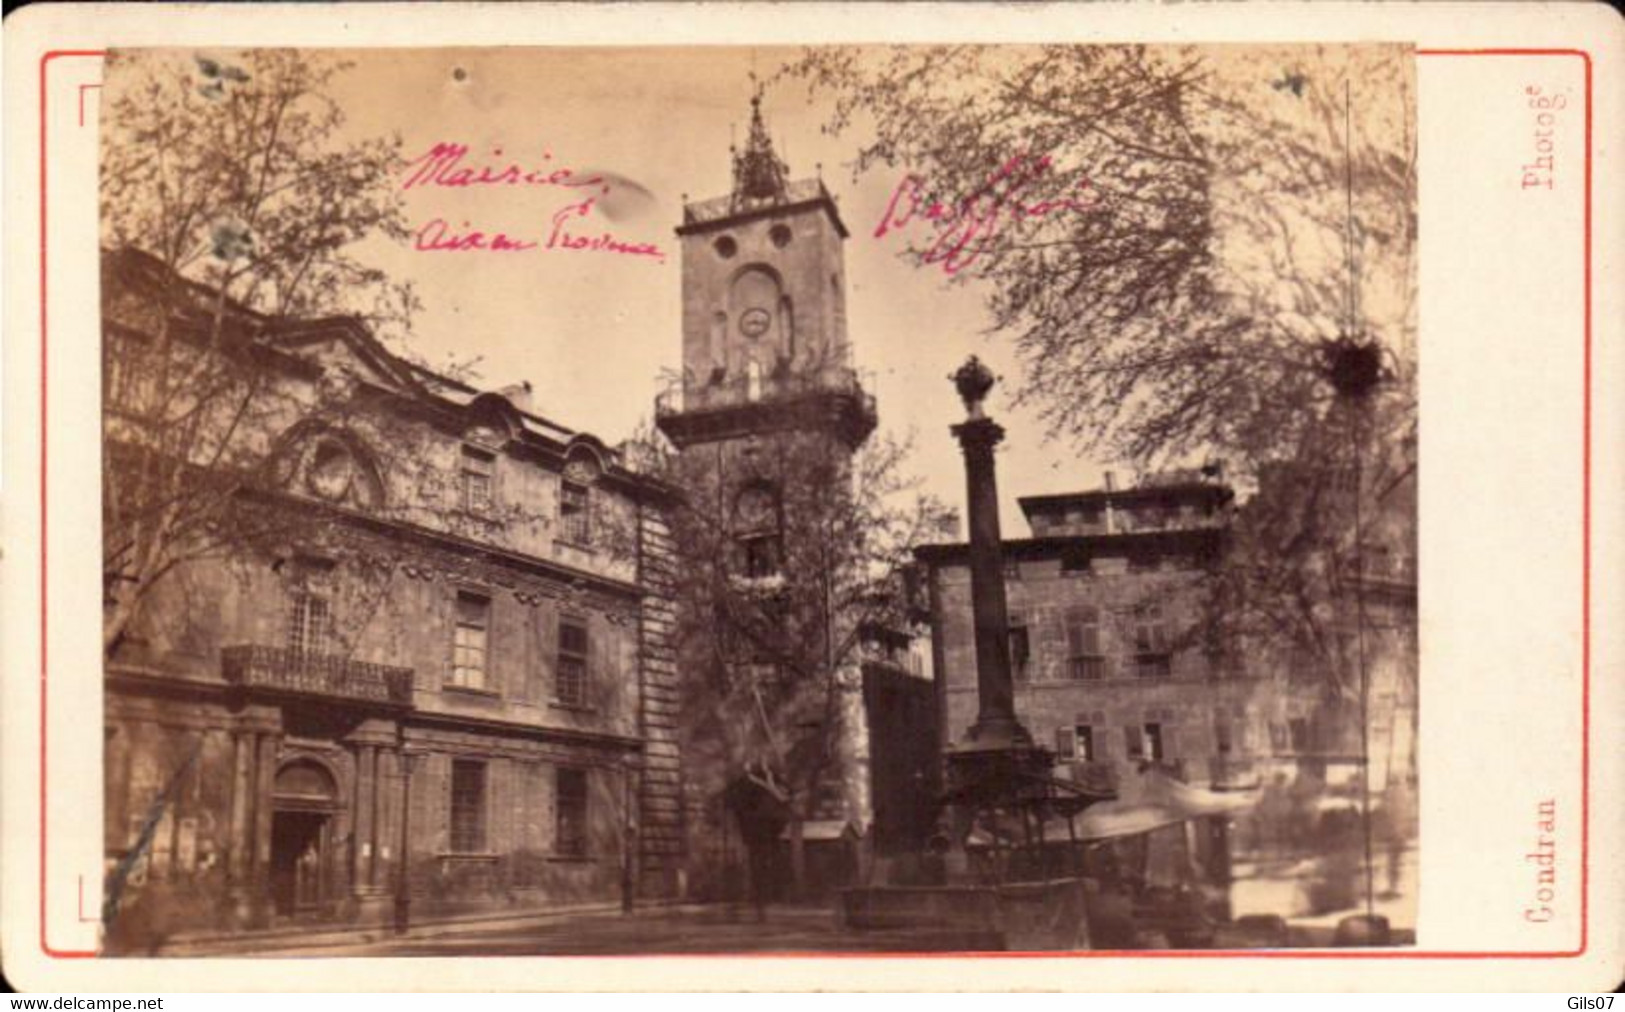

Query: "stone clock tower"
<box><xmin>656</xmin><ymin>95</ymin><xmax>879</xmax><ymax>887</ymax></box>
<box><xmin>660</xmin><ymin>95</ymin><xmax>874</xmax><ymax>449</ymax></box>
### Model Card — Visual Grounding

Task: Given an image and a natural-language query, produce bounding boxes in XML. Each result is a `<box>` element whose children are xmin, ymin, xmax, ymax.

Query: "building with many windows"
<box><xmin>917</xmin><ymin>470</ymin><xmax>1262</xmax><ymax>791</ymax></box>
<box><xmin>100</xmin><ymin>249</ymin><xmax>683</xmax><ymax>948</ymax></box>
<box><xmin>916</xmin><ymin>462</ymin><xmax>1419</xmax><ymax>916</ymax></box>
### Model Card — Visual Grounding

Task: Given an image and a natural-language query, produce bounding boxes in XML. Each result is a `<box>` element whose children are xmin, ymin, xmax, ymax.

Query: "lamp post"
<box><xmin>393</xmin><ymin>748</ymin><xmax>424</xmax><ymax>935</ymax></box>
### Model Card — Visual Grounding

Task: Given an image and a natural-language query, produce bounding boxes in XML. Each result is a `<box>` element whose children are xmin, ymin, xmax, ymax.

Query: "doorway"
<box><xmin>268</xmin><ymin>758</ymin><xmax>343</xmax><ymax>919</ymax></box>
<box><xmin>270</xmin><ymin>809</ymin><xmax>331</xmax><ymax>916</ymax></box>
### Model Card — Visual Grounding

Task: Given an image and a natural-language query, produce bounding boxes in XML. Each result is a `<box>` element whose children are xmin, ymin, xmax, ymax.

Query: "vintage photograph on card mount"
<box><xmin>96</xmin><ymin>43</ymin><xmax>1416</xmax><ymax>957</ymax></box>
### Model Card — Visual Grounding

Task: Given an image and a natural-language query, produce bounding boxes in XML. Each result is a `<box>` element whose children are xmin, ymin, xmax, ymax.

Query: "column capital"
<box><xmin>344</xmin><ymin>719</ymin><xmax>401</xmax><ymax>748</ymax></box>
<box><xmin>950</xmin><ymin>416</ymin><xmax>1005</xmax><ymax>451</ymax></box>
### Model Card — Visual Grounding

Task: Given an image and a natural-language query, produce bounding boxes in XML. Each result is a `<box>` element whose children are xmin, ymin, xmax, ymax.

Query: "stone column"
<box><xmin>947</xmin><ymin>358</ymin><xmax>1034</xmax><ymax>752</ymax></box>
<box><xmin>344</xmin><ymin>720</ymin><xmax>401</xmax><ymax>923</ymax></box>
<box><xmin>227</xmin><ymin>730</ymin><xmax>252</xmax><ymax>881</ymax></box>
<box><xmin>940</xmin><ymin>357</ymin><xmax>1049</xmax><ymax>880</ymax></box>
<box><xmin>353</xmin><ymin>745</ymin><xmax>377</xmax><ymax>890</ymax></box>
<box><xmin>224</xmin><ymin>727</ymin><xmax>258</xmax><ymax>926</ymax></box>
<box><xmin>250</xmin><ymin>731</ymin><xmax>279</xmax><ymax>926</ymax></box>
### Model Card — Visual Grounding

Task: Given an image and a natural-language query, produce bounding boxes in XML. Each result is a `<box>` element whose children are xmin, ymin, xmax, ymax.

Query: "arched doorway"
<box><xmin>269</xmin><ymin>758</ymin><xmax>343</xmax><ymax>918</ymax></box>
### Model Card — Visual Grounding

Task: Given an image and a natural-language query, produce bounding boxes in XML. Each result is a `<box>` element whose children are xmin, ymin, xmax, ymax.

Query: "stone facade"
<box><xmin>919</xmin><ymin>472</ymin><xmax>1269</xmax><ymax>792</ymax></box>
<box><xmin>101</xmin><ymin>249</ymin><xmax>683</xmax><ymax>949</ymax></box>
<box><xmin>917</xmin><ymin>465</ymin><xmax>1419</xmax><ymax>872</ymax></box>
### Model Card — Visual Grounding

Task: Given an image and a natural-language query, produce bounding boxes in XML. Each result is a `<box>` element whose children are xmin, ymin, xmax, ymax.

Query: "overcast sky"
<box><xmin>300</xmin><ymin>45</ymin><xmax>1408</xmax><ymax>539</ymax></box>
<box><xmin>315</xmin><ymin>46</ymin><xmax>1121</xmax><ymax>537</ymax></box>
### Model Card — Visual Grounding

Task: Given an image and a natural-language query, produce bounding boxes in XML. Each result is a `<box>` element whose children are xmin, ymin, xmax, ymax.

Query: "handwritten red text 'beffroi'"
<box><xmin>873</xmin><ymin>153</ymin><xmax>1101</xmax><ymax>275</ymax></box>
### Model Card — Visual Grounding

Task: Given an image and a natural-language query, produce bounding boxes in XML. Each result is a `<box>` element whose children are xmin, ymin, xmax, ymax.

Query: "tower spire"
<box><xmin>731</xmin><ymin>85</ymin><xmax>790</xmax><ymax>208</ymax></box>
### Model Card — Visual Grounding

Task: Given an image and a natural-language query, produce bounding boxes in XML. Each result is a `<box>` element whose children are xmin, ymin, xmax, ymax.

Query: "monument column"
<box><xmin>948</xmin><ymin>356</ymin><xmax>1033</xmax><ymax>752</ymax></box>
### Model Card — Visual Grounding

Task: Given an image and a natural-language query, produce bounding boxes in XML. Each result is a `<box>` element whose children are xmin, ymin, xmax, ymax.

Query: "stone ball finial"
<box><xmin>951</xmin><ymin>355</ymin><xmax>997</xmax><ymax>419</ymax></box>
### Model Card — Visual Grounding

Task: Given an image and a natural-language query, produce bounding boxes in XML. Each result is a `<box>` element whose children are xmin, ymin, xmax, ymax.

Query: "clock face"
<box><xmin>738</xmin><ymin>307</ymin><xmax>772</xmax><ymax>339</ymax></box>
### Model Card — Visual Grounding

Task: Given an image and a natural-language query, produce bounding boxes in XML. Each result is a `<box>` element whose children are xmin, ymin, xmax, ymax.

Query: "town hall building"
<box><xmin>100</xmin><ymin>248</ymin><xmax>685</xmax><ymax>950</ymax></box>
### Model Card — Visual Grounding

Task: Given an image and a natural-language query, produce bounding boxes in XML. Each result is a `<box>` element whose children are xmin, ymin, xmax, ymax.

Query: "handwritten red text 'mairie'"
<box><xmin>413</xmin><ymin>198</ymin><xmax>666</xmax><ymax>262</ymax></box>
<box><xmin>873</xmin><ymin>154</ymin><xmax>1101</xmax><ymax>275</ymax></box>
<box><xmin>401</xmin><ymin>142</ymin><xmax>607</xmax><ymax>192</ymax></box>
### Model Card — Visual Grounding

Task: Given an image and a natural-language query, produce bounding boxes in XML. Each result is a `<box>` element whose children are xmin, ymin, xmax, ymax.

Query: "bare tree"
<box><xmin>100</xmin><ymin>50</ymin><xmax>417</xmax><ymax>658</ymax></box>
<box><xmin>650</xmin><ymin>425</ymin><xmax>951</xmax><ymax>896</ymax></box>
<box><xmin>782</xmin><ymin>44</ymin><xmax>1417</xmax><ymax>695</ymax></box>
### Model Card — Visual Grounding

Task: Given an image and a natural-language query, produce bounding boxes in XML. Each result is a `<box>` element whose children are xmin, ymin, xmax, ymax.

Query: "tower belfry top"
<box><xmin>679</xmin><ymin>93</ymin><xmax>848</xmax><ymax>239</ymax></box>
<box><xmin>732</xmin><ymin>94</ymin><xmax>790</xmax><ymax>207</ymax></box>
<box><xmin>660</xmin><ymin>90</ymin><xmax>872</xmax><ymax>450</ymax></box>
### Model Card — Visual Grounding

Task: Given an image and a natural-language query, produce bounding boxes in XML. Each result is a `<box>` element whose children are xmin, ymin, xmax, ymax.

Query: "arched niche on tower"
<box><xmin>777</xmin><ymin>295</ymin><xmax>796</xmax><ymax>368</ymax></box>
<box><xmin>727</xmin><ymin>264</ymin><xmax>792</xmax><ymax>373</ymax></box>
<box><xmin>709</xmin><ymin>311</ymin><xmax>729</xmax><ymax>381</ymax></box>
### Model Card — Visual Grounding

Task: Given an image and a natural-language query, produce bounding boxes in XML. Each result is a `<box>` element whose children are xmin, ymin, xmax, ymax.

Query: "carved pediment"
<box><xmin>271</xmin><ymin>422</ymin><xmax>387</xmax><ymax>511</ymax></box>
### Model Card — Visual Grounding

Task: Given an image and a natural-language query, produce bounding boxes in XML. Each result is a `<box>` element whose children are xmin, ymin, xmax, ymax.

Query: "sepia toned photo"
<box><xmin>96</xmin><ymin>42</ymin><xmax>1418</xmax><ymax>958</ymax></box>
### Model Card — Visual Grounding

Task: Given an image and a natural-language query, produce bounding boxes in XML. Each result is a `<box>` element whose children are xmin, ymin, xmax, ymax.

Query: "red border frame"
<box><xmin>38</xmin><ymin>47</ymin><xmax>1599</xmax><ymax>968</ymax></box>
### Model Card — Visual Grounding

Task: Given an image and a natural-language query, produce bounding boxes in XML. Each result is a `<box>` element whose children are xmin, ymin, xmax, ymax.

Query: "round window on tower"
<box><xmin>769</xmin><ymin>224</ymin><xmax>792</xmax><ymax>249</ymax></box>
<box><xmin>714</xmin><ymin>235</ymin><xmax>738</xmax><ymax>259</ymax></box>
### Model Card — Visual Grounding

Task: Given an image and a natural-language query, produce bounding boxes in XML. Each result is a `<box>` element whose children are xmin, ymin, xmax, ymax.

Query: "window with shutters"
<box><xmin>450</xmin><ymin>760</ymin><xmax>487</xmax><ymax>853</ymax></box>
<box><xmin>1073</xmin><ymin>725</ymin><xmax>1096</xmax><ymax>762</ymax></box>
<box><xmin>1065</xmin><ymin>606</ymin><xmax>1105</xmax><ymax>680</ymax></box>
<box><xmin>1133</xmin><ymin>602</ymin><xmax>1172</xmax><ymax>678</ymax></box>
<box><xmin>1144</xmin><ymin>722</ymin><xmax>1166</xmax><ymax>762</ymax></box>
<box><xmin>1007</xmin><ymin>615</ymin><xmax>1031</xmax><ymax>681</ymax></box>
<box><xmin>451</xmin><ymin>591</ymin><xmax>490</xmax><ymax>689</ymax></box>
<box><xmin>460</xmin><ymin>445</ymin><xmax>496</xmax><ymax>513</ymax></box>
<box><xmin>733</xmin><ymin>484</ymin><xmax>782</xmax><ymax>578</ymax></box>
<box><xmin>1124</xmin><ymin>724</ymin><xmax>1145</xmax><ymax>761</ymax></box>
<box><xmin>1289</xmin><ymin>717</ymin><xmax>1311</xmax><ymax>754</ymax></box>
<box><xmin>559</xmin><ymin>480</ymin><xmax>591</xmax><ymax>545</ymax></box>
<box><xmin>1061</xmin><ymin>549</ymin><xmax>1091</xmax><ymax>574</ymax></box>
<box><xmin>556</xmin><ymin>616</ymin><xmax>589</xmax><ymax>707</ymax></box>
<box><xmin>555</xmin><ymin>767</ymin><xmax>588</xmax><ymax>856</ymax></box>
<box><xmin>1269</xmin><ymin>721</ymin><xmax>1289</xmax><ymax>752</ymax></box>
<box><xmin>287</xmin><ymin>592</ymin><xmax>332</xmax><ymax>655</ymax></box>
<box><xmin>105</xmin><ymin>333</ymin><xmax>160</xmax><ymax>417</ymax></box>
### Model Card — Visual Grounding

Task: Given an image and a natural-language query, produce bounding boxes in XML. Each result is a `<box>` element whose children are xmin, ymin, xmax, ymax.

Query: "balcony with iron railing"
<box><xmin>655</xmin><ymin>364</ymin><xmax>878</xmax><ymax>448</ymax></box>
<box><xmin>221</xmin><ymin>644</ymin><xmax>414</xmax><ymax>708</ymax></box>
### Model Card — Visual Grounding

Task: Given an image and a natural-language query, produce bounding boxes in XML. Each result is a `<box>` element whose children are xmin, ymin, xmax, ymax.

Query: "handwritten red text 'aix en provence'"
<box><xmin>873</xmin><ymin>154</ymin><xmax>1102</xmax><ymax>275</ymax></box>
<box><xmin>402</xmin><ymin>142</ymin><xmax>666</xmax><ymax>262</ymax></box>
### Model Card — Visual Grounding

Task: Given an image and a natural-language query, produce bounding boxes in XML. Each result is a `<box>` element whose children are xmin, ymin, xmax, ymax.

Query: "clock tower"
<box><xmin>657</xmin><ymin>94</ymin><xmax>875</xmax><ymax>451</ymax></box>
<box><xmin>656</xmin><ymin>94</ymin><xmax>880</xmax><ymax>884</ymax></box>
